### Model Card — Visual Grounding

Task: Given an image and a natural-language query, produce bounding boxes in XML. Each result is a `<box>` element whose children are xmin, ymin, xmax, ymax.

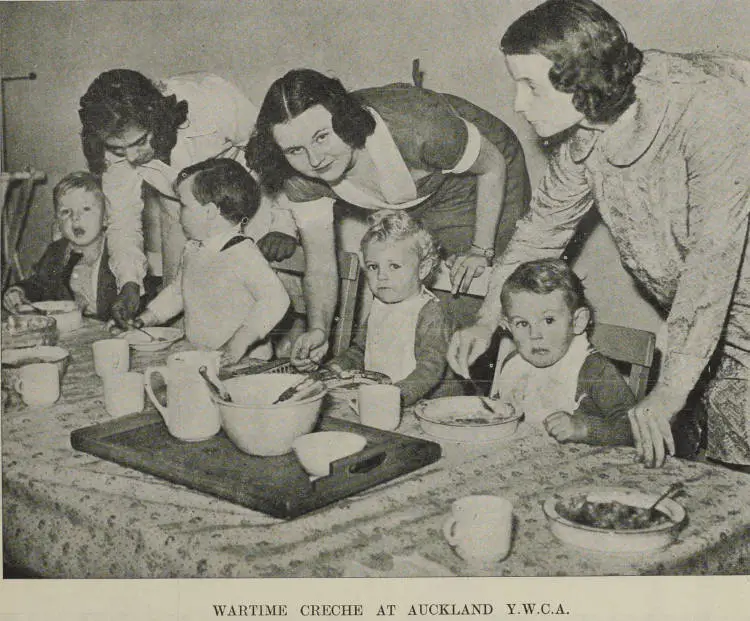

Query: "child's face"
<box><xmin>56</xmin><ymin>188</ymin><xmax>106</xmax><ymax>248</ymax></box>
<box><xmin>363</xmin><ymin>238</ymin><xmax>426</xmax><ymax>304</ymax></box>
<box><xmin>503</xmin><ymin>289</ymin><xmax>589</xmax><ymax>368</ymax></box>
<box><xmin>177</xmin><ymin>177</ymin><xmax>212</xmax><ymax>241</ymax></box>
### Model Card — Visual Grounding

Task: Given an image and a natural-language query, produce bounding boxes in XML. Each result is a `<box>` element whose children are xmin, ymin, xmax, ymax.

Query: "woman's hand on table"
<box><xmin>290</xmin><ymin>328</ymin><xmax>329</xmax><ymax>371</ymax></box>
<box><xmin>446</xmin><ymin>253</ymin><xmax>489</xmax><ymax>294</ymax></box>
<box><xmin>628</xmin><ymin>392</ymin><xmax>680</xmax><ymax>468</ymax></box>
<box><xmin>447</xmin><ymin>323</ymin><xmax>495</xmax><ymax>379</ymax></box>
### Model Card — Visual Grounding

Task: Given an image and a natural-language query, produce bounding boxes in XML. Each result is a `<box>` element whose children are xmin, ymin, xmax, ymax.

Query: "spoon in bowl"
<box><xmin>131</xmin><ymin>325</ymin><xmax>167</xmax><ymax>342</ymax></box>
<box><xmin>199</xmin><ymin>366</ymin><xmax>233</xmax><ymax>402</ymax></box>
<box><xmin>648</xmin><ymin>481</ymin><xmax>685</xmax><ymax>519</ymax></box>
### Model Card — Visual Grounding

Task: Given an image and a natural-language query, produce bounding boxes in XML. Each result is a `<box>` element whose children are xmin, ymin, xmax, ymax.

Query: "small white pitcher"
<box><xmin>144</xmin><ymin>350</ymin><xmax>222</xmax><ymax>441</ymax></box>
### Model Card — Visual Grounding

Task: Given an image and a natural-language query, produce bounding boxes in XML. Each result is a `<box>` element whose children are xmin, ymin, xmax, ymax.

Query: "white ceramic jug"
<box><xmin>144</xmin><ymin>350</ymin><xmax>222</xmax><ymax>441</ymax></box>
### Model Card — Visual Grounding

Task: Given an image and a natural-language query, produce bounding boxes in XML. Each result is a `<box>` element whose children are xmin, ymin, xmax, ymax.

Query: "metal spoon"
<box><xmin>648</xmin><ymin>481</ymin><xmax>685</xmax><ymax>518</ymax></box>
<box><xmin>467</xmin><ymin>376</ymin><xmax>497</xmax><ymax>413</ymax></box>
<box><xmin>199</xmin><ymin>365</ymin><xmax>232</xmax><ymax>402</ymax></box>
<box><xmin>132</xmin><ymin>325</ymin><xmax>167</xmax><ymax>342</ymax></box>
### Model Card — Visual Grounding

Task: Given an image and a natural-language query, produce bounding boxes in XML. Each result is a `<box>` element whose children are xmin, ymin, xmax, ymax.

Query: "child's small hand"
<box><xmin>2</xmin><ymin>286</ymin><xmax>30</xmax><ymax>313</ymax></box>
<box><xmin>543</xmin><ymin>411</ymin><xmax>587</xmax><ymax>443</ymax></box>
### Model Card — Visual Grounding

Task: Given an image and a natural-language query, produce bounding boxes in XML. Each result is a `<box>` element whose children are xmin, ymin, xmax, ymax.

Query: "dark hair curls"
<box><xmin>79</xmin><ymin>69</ymin><xmax>189</xmax><ymax>175</ymax></box>
<box><xmin>174</xmin><ymin>158</ymin><xmax>260</xmax><ymax>225</ymax></box>
<box><xmin>501</xmin><ymin>0</ymin><xmax>643</xmax><ymax>123</ymax></box>
<box><xmin>246</xmin><ymin>69</ymin><xmax>375</xmax><ymax>194</ymax></box>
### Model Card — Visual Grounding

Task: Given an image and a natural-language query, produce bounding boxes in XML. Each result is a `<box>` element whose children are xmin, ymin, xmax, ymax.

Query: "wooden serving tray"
<box><xmin>70</xmin><ymin>412</ymin><xmax>441</xmax><ymax>519</ymax></box>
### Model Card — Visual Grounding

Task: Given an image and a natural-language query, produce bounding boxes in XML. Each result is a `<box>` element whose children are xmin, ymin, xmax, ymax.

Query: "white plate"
<box><xmin>414</xmin><ymin>396</ymin><xmax>522</xmax><ymax>442</ymax></box>
<box><xmin>122</xmin><ymin>327</ymin><xmax>183</xmax><ymax>352</ymax></box>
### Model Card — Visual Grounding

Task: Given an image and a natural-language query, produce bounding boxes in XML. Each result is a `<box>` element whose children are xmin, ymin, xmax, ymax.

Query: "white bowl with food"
<box><xmin>1</xmin><ymin>345</ymin><xmax>71</xmax><ymax>389</ymax></box>
<box><xmin>214</xmin><ymin>373</ymin><xmax>326</xmax><ymax>456</ymax></box>
<box><xmin>19</xmin><ymin>300</ymin><xmax>82</xmax><ymax>333</ymax></box>
<box><xmin>414</xmin><ymin>396</ymin><xmax>522</xmax><ymax>442</ymax></box>
<box><xmin>292</xmin><ymin>431</ymin><xmax>368</xmax><ymax>476</ymax></box>
<box><xmin>543</xmin><ymin>486</ymin><xmax>686</xmax><ymax>553</ymax></box>
<box><xmin>122</xmin><ymin>327</ymin><xmax>183</xmax><ymax>352</ymax></box>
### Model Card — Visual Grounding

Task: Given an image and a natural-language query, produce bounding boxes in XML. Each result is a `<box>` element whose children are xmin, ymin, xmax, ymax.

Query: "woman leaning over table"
<box><xmin>447</xmin><ymin>0</ymin><xmax>750</xmax><ymax>470</ymax></box>
<box><xmin>79</xmin><ymin>69</ymin><xmax>296</xmax><ymax>328</ymax></box>
<box><xmin>248</xmin><ymin>69</ymin><xmax>531</xmax><ymax>369</ymax></box>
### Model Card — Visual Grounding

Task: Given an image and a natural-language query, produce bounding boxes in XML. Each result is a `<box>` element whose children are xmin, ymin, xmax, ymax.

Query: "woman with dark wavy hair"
<box><xmin>249</xmin><ymin>69</ymin><xmax>531</xmax><ymax>369</ymax></box>
<box><xmin>449</xmin><ymin>0</ymin><xmax>750</xmax><ymax>471</ymax></box>
<box><xmin>79</xmin><ymin>70</ymin><xmax>293</xmax><ymax>327</ymax></box>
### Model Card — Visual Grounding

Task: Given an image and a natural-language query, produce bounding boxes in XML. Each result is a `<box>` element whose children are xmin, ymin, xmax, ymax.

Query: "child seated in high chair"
<box><xmin>2</xmin><ymin>171</ymin><xmax>155</xmax><ymax>320</ymax></box>
<box><xmin>326</xmin><ymin>210</ymin><xmax>462</xmax><ymax>406</ymax></box>
<box><xmin>136</xmin><ymin>158</ymin><xmax>289</xmax><ymax>364</ymax></box>
<box><xmin>494</xmin><ymin>259</ymin><xmax>635</xmax><ymax>446</ymax></box>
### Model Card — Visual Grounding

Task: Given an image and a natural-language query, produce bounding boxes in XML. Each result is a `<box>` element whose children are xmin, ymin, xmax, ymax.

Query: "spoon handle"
<box><xmin>649</xmin><ymin>481</ymin><xmax>685</xmax><ymax>513</ymax></box>
<box><xmin>199</xmin><ymin>366</ymin><xmax>232</xmax><ymax>402</ymax></box>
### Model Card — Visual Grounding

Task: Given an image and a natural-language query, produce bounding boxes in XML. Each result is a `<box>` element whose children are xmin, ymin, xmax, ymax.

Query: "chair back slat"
<box><xmin>270</xmin><ymin>248</ymin><xmax>361</xmax><ymax>356</ymax></box>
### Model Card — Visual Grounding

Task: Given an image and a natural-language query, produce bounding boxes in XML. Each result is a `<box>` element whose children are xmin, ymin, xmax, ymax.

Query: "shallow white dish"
<box><xmin>20</xmin><ymin>300</ymin><xmax>82</xmax><ymax>333</ymax></box>
<box><xmin>543</xmin><ymin>486</ymin><xmax>686</xmax><ymax>553</ymax></box>
<box><xmin>414</xmin><ymin>396</ymin><xmax>521</xmax><ymax>442</ymax></box>
<box><xmin>122</xmin><ymin>327</ymin><xmax>183</xmax><ymax>352</ymax></box>
<box><xmin>292</xmin><ymin>431</ymin><xmax>367</xmax><ymax>477</ymax></box>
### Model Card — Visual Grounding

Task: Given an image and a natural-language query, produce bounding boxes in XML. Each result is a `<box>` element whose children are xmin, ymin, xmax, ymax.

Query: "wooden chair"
<box><xmin>270</xmin><ymin>248</ymin><xmax>361</xmax><ymax>356</ymax></box>
<box><xmin>490</xmin><ymin>322</ymin><xmax>656</xmax><ymax>401</ymax></box>
<box><xmin>1</xmin><ymin>170</ymin><xmax>46</xmax><ymax>289</ymax></box>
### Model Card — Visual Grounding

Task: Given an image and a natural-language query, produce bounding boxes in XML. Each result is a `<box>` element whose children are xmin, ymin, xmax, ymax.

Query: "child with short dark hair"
<box><xmin>327</xmin><ymin>210</ymin><xmax>461</xmax><ymax>406</ymax></box>
<box><xmin>495</xmin><ymin>259</ymin><xmax>635</xmax><ymax>445</ymax></box>
<box><xmin>136</xmin><ymin>158</ymin><xmax>289</xmax><ymax>364</ymax></box>
<box><xmin>2</xmin><ymin>171</ymin><xmax>141</xmax><ymax>320</ymax></box>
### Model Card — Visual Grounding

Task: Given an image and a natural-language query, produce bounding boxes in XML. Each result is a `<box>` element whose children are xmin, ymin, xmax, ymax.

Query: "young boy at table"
<box><xmin>494</xmin><ymin>259</ymin><xmax>635</xmax><ymax>446</ymax></box>
<box><xmin>135</xmin><ymin>158</ymin><xmax>289</xmax><ymax>364</ymax></box>
<box><xmin>326</xmin><ymin>210</ymin><xmax>462</xmax><ymax>406</ymax></box>
<box><xmin>2</xmin><ymin>171</ymin><xmax>155</xmax><ymax>321</ymax></box>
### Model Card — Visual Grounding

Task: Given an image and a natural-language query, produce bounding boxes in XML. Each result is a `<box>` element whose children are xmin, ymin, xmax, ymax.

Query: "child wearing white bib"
<box><xmin>328</xmin><ymin>211</ymin><xmax>461</xmax><ymax>406</ymax></box>
<box><xmin>494</xmin><ymin>259</ymin><xmax>635</xmax><ymax>445</ymax></box>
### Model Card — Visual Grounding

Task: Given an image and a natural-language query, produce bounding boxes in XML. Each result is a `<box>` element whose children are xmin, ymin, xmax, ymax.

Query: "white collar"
<box><xmin>198</xmin><ymin>224</ymin><xmax>244</xmax><ymax>254</ymax></box>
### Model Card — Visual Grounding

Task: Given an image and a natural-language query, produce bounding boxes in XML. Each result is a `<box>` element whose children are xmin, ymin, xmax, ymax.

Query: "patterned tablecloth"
<box><xmin>3</xmin><ymin>320</ymin><xmax>749</xmax><ymax>578</ymax></box>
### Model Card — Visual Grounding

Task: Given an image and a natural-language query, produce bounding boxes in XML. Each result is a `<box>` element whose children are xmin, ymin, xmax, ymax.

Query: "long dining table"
<box><xmin>2</xmin><ymin>319</ymin><xmax>749</xmax><ymax>578</ymax></box>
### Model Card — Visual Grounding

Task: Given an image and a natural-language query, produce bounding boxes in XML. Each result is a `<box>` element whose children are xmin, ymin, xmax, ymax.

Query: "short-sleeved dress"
<box><xmin>283</xmin><ymin>83</ymin><xmax>531</xmax><ymax>257</ymax></box>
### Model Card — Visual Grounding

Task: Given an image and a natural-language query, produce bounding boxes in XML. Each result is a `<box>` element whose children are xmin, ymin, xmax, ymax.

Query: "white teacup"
<box><xmin>14</xmin><ymin>362</ymin><xmax>60</xmax><ymax>406</ymax></box>
<box><xmin>443</xmin><ymin>495</ymin><xmax>514</xmax><ymax>565</ymax></box>
<box><xmin>103</xmin><ymin>371</ymin><xmax>144</xmax><ymax>417</ymax></box>
<box><xmin>93</xmin><ymin>338</ymin><xmax>129</xmax><ymax>377</ymax></box>
<box><xmin>349</xmin><ymin>384</ymin><xmax>401</xmax><ymax>430</ymax></box>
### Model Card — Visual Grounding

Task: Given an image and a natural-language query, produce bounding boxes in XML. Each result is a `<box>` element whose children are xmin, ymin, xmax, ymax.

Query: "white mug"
<box><xmin>443</xmin><ymin>495</ymin><xmax>514</xmax><ymax>565</ymax></box>
<box><xmin>349</xmin><ymin>384</ymin><xmax>401</xmax><ymax>431</ymax></box>
<box><xmin>144</xmin><ymin>350</ymin><xmax>221</xmax><ymax>441</ymax></box>
<box><xmin>103</xmin><ymin>371</ymin><xmax>144</xmax><ymax>417</ymax></box>
<box><xmin>14</xmin><ymin>362</ymin><xmax>60</xmax><ymax>406</ymax></box>
<box><xmin>93</xmin><ymin>338</ymin><xmax>129</xmax><ymax>377</ymax></box>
